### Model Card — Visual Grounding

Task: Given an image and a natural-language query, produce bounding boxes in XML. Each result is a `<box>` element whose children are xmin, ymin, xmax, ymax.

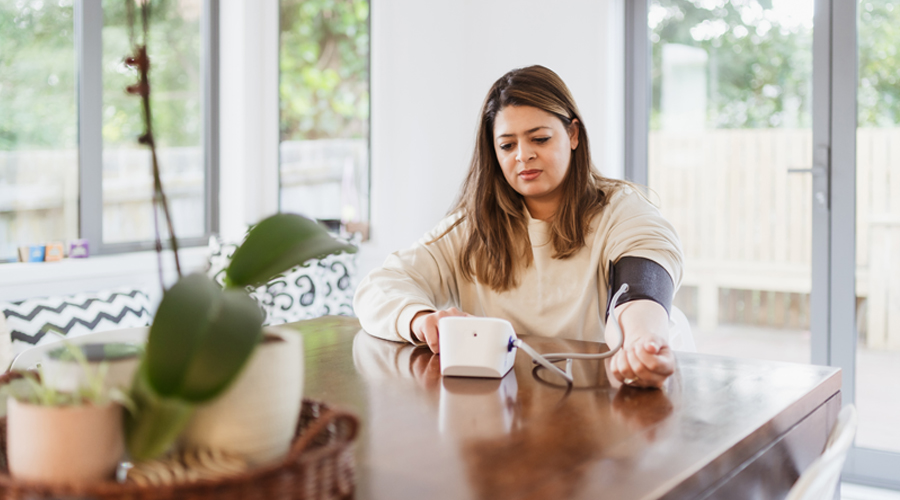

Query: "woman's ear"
<box><xmin>568</xmin><ymin>119</ymin><xmax>580</xmax><ymax>150</ymax></box>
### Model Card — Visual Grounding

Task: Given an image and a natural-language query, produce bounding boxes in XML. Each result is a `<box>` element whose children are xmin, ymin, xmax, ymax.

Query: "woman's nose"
<box><xmin>516</xmin><ymin>144</ymin><xmax>535</xmax><ymax>163</ymax></box>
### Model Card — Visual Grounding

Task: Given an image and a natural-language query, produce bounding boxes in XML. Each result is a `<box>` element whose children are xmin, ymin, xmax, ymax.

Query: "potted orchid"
<box><xmin>119</xmin><ymin>1</ymin><xmax>355</xmax><ymax>464</ymax></box>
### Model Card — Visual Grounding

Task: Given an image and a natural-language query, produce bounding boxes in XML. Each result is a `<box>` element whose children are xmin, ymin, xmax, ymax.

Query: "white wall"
<box><xmin>219</xmin><ymin>0</ymin><xmax>280</xmax><ymax>242</ymax></box>
<box><xmin>360</xmin><ymin>0</ymin><xmax>624</xmax><ymax>276</ymax></box>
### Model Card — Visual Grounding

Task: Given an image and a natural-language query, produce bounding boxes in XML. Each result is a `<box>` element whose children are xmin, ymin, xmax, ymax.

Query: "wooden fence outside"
<box><xmin>650</xmin><ymin>127</ymin><xmax>900</xmax><ymax>350</ymax></box>
<box><xmin>0</xmin><ymin>140</ymin><xmax>366</xmax><ymax>261</ymax></box>
<box><xmin>0</xmin><ymin>147</ymin><xmax>204</xmax><ymax>258</ymax></box>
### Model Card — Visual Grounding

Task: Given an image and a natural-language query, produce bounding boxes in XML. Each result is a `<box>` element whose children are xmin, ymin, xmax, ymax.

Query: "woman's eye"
<box><xmin>499</xmin><ymin>143</ymin><xmax>513</xmax><ymax>151</ymax></box>
<box><xmin>534</xmin><ymin>137</ymin><xmax>550</xmax><ymax>144</ymax></box>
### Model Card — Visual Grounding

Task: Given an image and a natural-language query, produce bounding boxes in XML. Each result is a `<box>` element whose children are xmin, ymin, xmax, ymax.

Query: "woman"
<box><xmin>354</xmin><ymin>65</ymin><xmax>683</xmax><ymax>388</ymax></box>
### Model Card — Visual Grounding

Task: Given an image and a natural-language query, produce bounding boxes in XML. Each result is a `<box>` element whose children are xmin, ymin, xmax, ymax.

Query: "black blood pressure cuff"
<box><xmin>605</xmin><ymin>256</ymin><xmax>674</xmax><ymax>320</ymax></box>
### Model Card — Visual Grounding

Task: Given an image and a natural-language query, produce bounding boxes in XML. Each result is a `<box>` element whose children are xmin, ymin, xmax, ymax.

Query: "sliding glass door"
<box><xmin>645</xmin><ymin>0</ymin><xmax>815</xmax><ymax>365</ymax></box>
<box><xmin>629</xmin><ymin>0</ymin><xmax>900</xmax><ymax>489</ymax></box>
<box><xmin>845</xmin><ymin>0</ymin><xmax>900</xmax><ymax>488</ymax></box>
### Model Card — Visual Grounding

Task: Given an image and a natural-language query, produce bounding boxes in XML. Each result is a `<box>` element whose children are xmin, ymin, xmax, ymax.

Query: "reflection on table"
<box><xmin>294</xmin><ymin>316</ymin><xmax>841</xmax><ymax>500</ymax></box>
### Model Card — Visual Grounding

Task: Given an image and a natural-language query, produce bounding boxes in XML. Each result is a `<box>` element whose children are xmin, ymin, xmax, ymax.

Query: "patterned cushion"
<box><xmin>315</xmin><ymin>250</ymin><xmax>357</xmax><ymax>317</ymax></box>
<box><xmin>1</xmin><ymin>289</ymin><xmax>153</xmax><ymax>357</ymax></box>
<box><xmin>255</xmin><ymin>264</ymin><xmax>323</xmax><ymax>325</ymax></box>
<box><xmin>206</xmin><ymin>233</ymin><xmax>359</xmax><ymax>326</ymax></box>
<box><xmin>207</xmin><ymin>236</ymin><xmax>239</xmax><ymax>287</ymax></box>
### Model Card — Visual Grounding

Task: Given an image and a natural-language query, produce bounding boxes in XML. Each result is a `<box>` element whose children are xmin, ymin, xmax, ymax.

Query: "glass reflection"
<box><xmin>0</xmin><ymin>0</ymin><xmax>78</xmax><ymax>261</ymax></box>
<box><xmin>439</xmin><ymin>372</ymin><xmax>518</xmax><ymax>440</ymax></box>
<box><xmin>650</xmin><ymin>0</ymin><xmax>814</xmax><ymax>364</ymax></box>
<box><xmin>855</xmin><ymin>0</ymin><xmax>900</xmax><ymax>454</ymax></box>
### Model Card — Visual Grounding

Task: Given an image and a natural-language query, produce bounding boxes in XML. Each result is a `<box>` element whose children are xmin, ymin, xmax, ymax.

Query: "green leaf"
<box><xmin>124</xmin><ymin>364</ymin><xmax>194</xmax><ymax>462</ymax></box>
<box><xmin>145</xmin><ymin>273</ymin><xmax>264</xmax><ymax>402</ymax></box>
<box><xmin>224</xmin><ymin>213</ymin><xmax>356</xmax><ymax>289</ymax></box>
<box><xmin>144</xmin><ymin>274</ymin><xmax>215</xmax><ymax>396</ymax></box>
<box><xmin>177</xmin><ymin>289</ymin><xmax>264</xmax><ymax>402</ymax></box>
<box><xmin>127</xmin><ymin>274</ymin><xmax>264</xmax><ymax>461</ymax></box>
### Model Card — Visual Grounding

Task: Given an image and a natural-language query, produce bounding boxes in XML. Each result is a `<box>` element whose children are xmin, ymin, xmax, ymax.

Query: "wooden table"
<box><xmin>290</xmin><ymin>316</ymin><xmax>841</xmax><ymax>500</ymax></box>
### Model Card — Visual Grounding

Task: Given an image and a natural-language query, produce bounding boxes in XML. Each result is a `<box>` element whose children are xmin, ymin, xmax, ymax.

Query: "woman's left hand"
<box><xmin>607</xmin><ymin>299</ymin><xmax>676</xmax><ymax>389</ymax></box>
<box><xmin>609</xmin><ymin>335</ymin><xmax>675</xmax><ymax>389</ymax></box>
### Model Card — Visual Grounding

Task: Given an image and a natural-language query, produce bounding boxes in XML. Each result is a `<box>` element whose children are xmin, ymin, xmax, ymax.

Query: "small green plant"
<box><xmin>4</xmin><ymin>342</ymin><xmax>135</xmax><ymax>412</ymax></box>
<box><xmin>121</xmin><ymin>0</ymin><xmax>355</xmax><ymax>462</ymax></box>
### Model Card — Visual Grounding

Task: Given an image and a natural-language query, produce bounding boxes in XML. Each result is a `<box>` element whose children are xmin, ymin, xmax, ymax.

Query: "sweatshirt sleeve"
<box><xmin>598</xmin><ymin>186</ymin><xmax>684</xmax><ymax>292</ymax></box>
<box><xmin>353</xmin><ymin>215</ymin><xmax>466</xmax><ymax>344</ymax></box>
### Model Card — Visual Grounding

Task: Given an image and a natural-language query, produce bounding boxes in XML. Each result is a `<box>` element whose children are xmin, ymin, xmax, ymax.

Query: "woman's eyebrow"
<box><xmin>496</xmin><ymin>126</ymin><xmax>552</xmax><ymax>139</ymax></box>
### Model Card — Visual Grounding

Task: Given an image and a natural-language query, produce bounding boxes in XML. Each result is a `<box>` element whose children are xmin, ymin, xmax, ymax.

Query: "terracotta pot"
<box><xmin>6</xmin><ymin>397</ymin><xmax>124</xmax><ymax>483</ymax></box>
<box><xmin>182</xmin><ymin>326</ymin><xmax>304</xmax><ymax>465</ymax></box>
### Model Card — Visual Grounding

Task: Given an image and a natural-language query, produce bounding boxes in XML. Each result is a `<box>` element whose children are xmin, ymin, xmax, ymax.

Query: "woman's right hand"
<box><xmin>410</xmin><ymin>307</ymin><xmax>469</xmax><ymax>353</ymax></box>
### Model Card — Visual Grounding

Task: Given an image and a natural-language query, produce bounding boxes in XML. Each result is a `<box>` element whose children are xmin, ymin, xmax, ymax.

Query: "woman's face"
<box><xmin>492</xmin><ymin>105</ymin><xmax>579</xmax><ymax>219</ymax></box>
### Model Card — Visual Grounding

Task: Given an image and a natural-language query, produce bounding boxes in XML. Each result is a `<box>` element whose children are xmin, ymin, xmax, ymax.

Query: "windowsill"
<box><xmin>0</xmin><ymin>246</ymin><xmax>210</xmax><ymax>304</ymax></box>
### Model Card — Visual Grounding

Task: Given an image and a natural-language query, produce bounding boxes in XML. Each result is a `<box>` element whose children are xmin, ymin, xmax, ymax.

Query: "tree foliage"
<box><xmin>651</xmin><ymin>0</ymin><xmax>900</xmax><ymax>130</ymax></box>
<box><xmin>1</xmin><ymin>0</ymin><xmax>202</xmax><ymax>150</ymax></box>
<box><xmin>101</xmin><ymin>0</ymin><xmax>202</xmax><ymax>148</ymax></box>
<box><xmin>0</xmin><ymin>0</ymin><xmax>77</xmax><ymax>149</ymax></box>
<box><xmin>2</xmin><ymin>0</ymin><xmax>372</xmax><ymax>149</ymax></box>
<box><xmin>858</xmin><ymin>1</ymin><xmax>900</xmax><ymax>127</ymax></box>
<box><xmin>279</xmin><ymin>0</ymin><xmax>369</xmax><ymax>141</ymax></box>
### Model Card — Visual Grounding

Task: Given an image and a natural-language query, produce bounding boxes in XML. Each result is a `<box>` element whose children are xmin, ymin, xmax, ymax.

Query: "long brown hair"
<box><xmin>440</xmin><ymin>65</ymin><xmax>626</xmax><ymax>291</ymax></box>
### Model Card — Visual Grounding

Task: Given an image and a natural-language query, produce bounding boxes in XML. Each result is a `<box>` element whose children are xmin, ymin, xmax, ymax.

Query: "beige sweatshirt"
<box><xmin>353</xmin><ymin>186</ymin><xmax>683</xmax><ymax>344</ymax></box>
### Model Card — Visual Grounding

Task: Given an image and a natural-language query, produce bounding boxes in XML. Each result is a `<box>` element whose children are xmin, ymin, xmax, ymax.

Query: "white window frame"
<box><xmin>75</xmin><ymin>0</ymin><xmax>219</xmax><ymax>256</ymax></box>
<box><xmin>0</xmin><ymin>1</ymin><xmax>220</xmax><ymax>305</ymax></box>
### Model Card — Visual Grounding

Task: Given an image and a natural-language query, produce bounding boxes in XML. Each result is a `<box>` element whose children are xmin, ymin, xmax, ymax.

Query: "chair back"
<box><xmin>669</xmin><ymin>306</ymin><xmax>696</xmax><ymax>352</ymax></box>
<box><xmin>785</xmin><ymin>404</ymin><xmax>858</xmax><ymax>500</ymax></box>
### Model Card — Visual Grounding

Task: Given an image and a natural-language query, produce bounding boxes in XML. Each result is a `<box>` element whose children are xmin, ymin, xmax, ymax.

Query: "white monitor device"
<box><xmin>438</xmin><ymin>317</ymin><xmax>517</xmax><ymax>378</ymax></box>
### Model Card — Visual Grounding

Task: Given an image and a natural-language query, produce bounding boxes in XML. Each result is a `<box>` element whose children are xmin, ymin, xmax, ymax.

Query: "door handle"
<box><xmin>788</xmin><ymin>167</ymin><xmax>827</xmax><ymax>175</ymax></box>
<box><xmin>786</xmin><ymin>146</ymin><xmax>829</xmax><ymax>209</ymax></box>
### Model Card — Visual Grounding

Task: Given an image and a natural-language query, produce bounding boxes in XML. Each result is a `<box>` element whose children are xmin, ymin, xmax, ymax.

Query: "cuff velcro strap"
<box><xmin>606</xmin><ymin>256</ymin><xmax>674</xmax><ymax>320</ymax></box>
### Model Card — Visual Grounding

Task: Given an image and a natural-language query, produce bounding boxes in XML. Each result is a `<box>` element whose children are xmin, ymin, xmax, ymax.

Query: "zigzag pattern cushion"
<box><xmin>2</xmin><ymin>289</ymin><xmax>153</xmax><ymax>356</ymax></box>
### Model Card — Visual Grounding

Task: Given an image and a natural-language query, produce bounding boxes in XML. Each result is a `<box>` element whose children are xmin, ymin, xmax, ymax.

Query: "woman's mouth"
<box><xmin>519</xmin><ymin>170</ymin><xmax>542</xmax><ymax>181</ymax></box>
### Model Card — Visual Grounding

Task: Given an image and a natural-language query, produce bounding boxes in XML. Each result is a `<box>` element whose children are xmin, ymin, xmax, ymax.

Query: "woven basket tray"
<box><xmin>0</xmin><ymin>372</ymin><xmax>359</xmax><ymax>500</ymax></box>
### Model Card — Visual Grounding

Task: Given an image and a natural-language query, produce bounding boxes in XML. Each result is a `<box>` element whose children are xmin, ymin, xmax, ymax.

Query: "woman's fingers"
<box><xmin>625</xmin><ymin>345</ymin><xmax>651</xmax><ymax>378</ymax></box>
<box><xmin>622</xmin><ymin>346</ymin><xmax>658</xmax><ymax>388</ymax></box>
<box><xmin>413</xmin><ymin>308</ymin><xmax>470</xmax><ymax>353</ymax></box>
<box><xmin>419</xmin><ymin>316</ymin><xmax>441</xmax><ymax>353</ymax></box>
<box><xmin>614</xmin><ymin>349</ymin><xmax>639</xmax><ymax>383</ymax></box>
<box><xmin>616</xmin><ymin>339</ymin><xmax>674</xmax><ymax>389</ymax></box>
<box><xmin>633</xmin><ymin>341</ymin><xmax>675</xmax><ymax>378</ymax></box>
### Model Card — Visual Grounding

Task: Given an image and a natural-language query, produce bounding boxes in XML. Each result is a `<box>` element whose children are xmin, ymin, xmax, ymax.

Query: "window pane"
<box><xmin>101</xmin><ymin>0</ymin><xmax>204</xmax><ymax>244</ymax></box>
<box><xmin>855</xmin><ymin>0</ymin><xmax>900</xmax><ymax>453</ymax></box>
<box><xmin>0</xmin><ymin>0</ymin><xmax>78</xmax><ymax>261</ymax></box>
<box><xmin>649</xmin><ymin>0</ymin><xmax>814</xmax><ymax>363</ymax></box>
<box><xmin>278</xmin><ymin>0</ymin><xmax>370</xmax><ymax>228</ymax></box>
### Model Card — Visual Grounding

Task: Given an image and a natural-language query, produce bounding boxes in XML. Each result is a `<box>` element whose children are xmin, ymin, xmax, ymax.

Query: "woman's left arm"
<box><xmin>598</xmin><ymin>187</ymin><xmax>683</xmax><ymax>389</ymax></box>
<box><xmin>608</xmin><ymin>299</ymin><xmax>675</xmax><ymax>389</ymax></box>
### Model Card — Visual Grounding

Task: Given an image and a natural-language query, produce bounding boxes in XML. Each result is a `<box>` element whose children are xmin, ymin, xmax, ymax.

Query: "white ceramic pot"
<box><xmin>6</xmin><ymin>397</ymin><xmax>124</xmax><ymax>483</ymax></box>
<box><xmin>182</xmin><ymin>326</ymin><xmax>304</xmax><ymax>465</ymax></box>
